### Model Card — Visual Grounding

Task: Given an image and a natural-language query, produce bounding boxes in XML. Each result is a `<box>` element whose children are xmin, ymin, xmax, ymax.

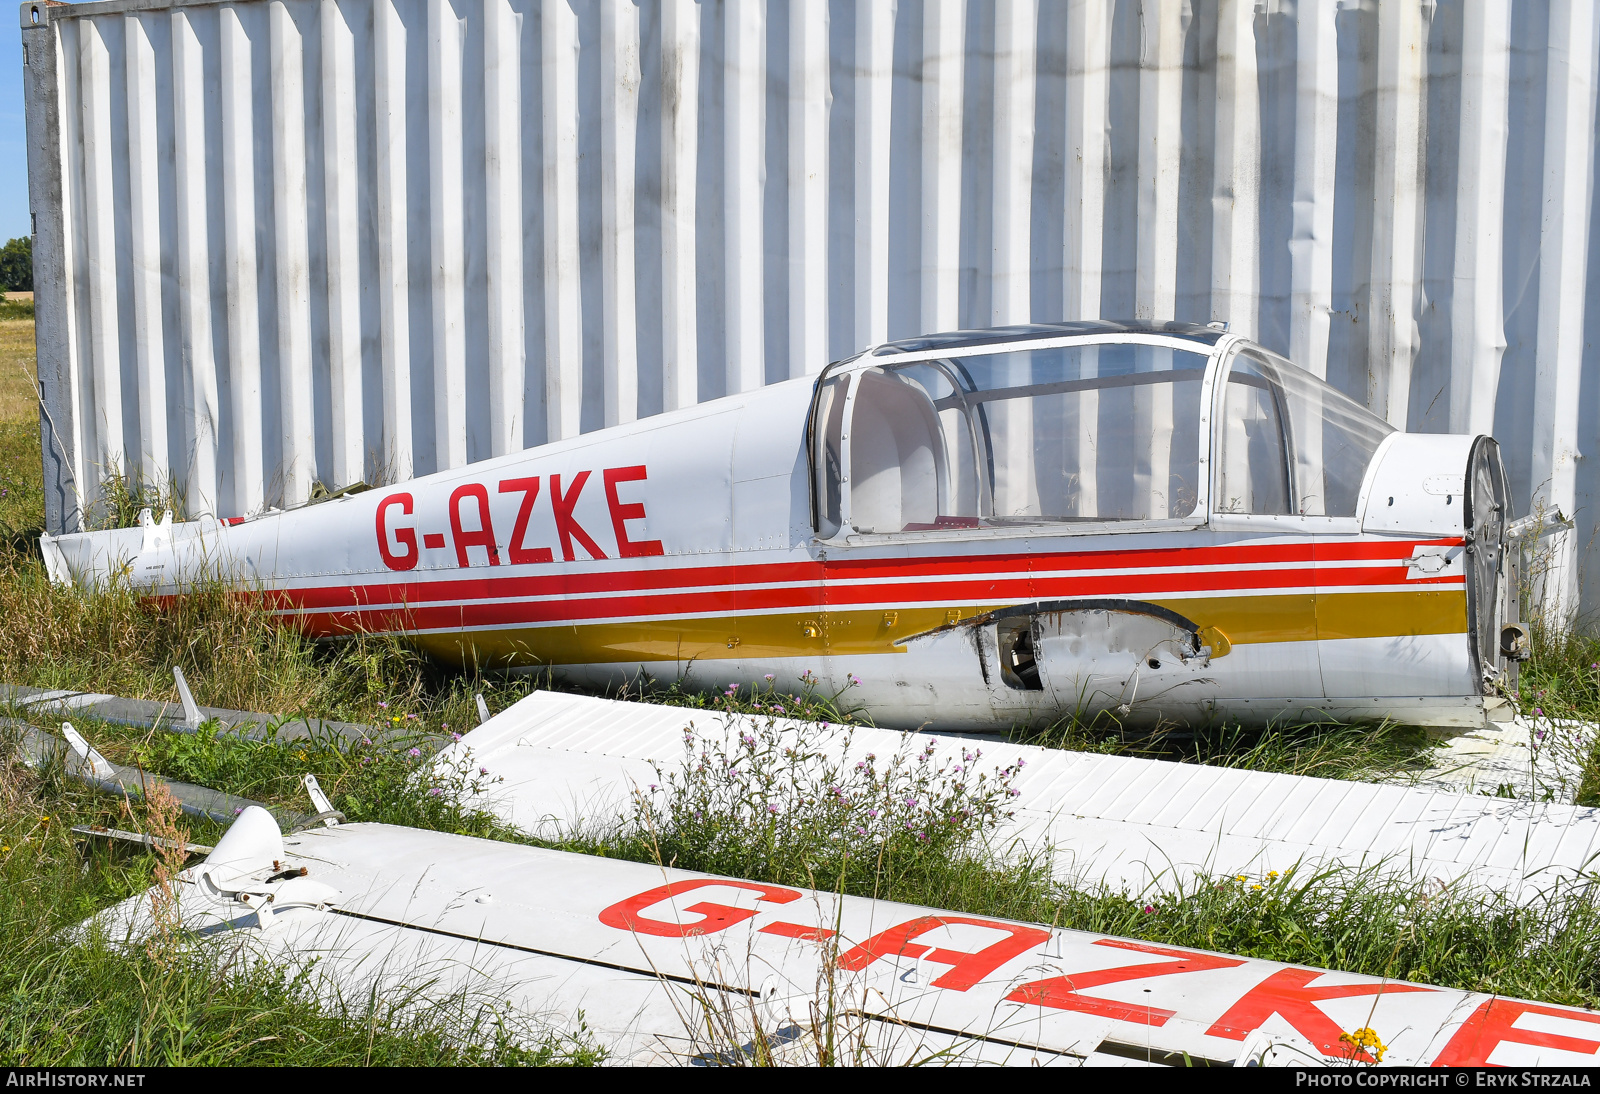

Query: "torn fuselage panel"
<box><xmin>905</xmin><ymin>599</ymin><xmax>1215</xmax><ymax>724</ymax></box>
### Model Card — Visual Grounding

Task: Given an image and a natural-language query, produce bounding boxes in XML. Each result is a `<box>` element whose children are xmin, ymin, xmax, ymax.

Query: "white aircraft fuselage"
<box><xmin>43</xmin><ymin>322</ymin><xmax>1521</xmax><ymax>731</ymax></box>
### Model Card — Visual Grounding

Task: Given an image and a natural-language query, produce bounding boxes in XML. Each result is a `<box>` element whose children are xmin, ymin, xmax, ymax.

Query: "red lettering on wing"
<box><xmin>498</xmin><ymin>477</ymin><xmax>554</xmax><ymax>564</ymax></box>
<box><xmin>1205</xmin><ymin>968</ymin><xmax>1433</xmax><ymax>1061</ymax></box>
<box><xmin>1433</xmin><ymin>998</ymin><xmax>1600</xmax><ymax>1066</ymax></box>
<box><xmin>376</xmin><ymin>493</ymin><xmax>418</xmax><ymax>571</ymax></box>
<box><xmin>836</xmin><ymin>915</ymin><xmax>1048</xmax><ymax>992</ymax></box>
<box><xmin>603</xmin><ymin>465</ymin><xmax>665</xmax><ymax>558</ymax></box>
<box><xmin>550</xmin><ymin>472</ymin><xmax>607</xmax><ymax>561</ymax></box>
<box><xmin>448</xmin><ymin>484</ymin><xmax>500</xmax><ymax>567</ymax></box>
<box><xmin>598</xmin><ymin>880</ymin><xmax>801</xmax><ymax>938</ymax></box>
<box><xmin>1007</xmin><ymin>939</ymin><xmax>1247</xmax><ymax>1025</ymax></box>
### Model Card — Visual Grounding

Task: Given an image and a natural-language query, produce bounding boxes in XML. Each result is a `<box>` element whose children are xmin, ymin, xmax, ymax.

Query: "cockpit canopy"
<box><xmin>810</xmin><ymin>328</ymin><xmax>1393</xmax><ymax>538</ymax></box>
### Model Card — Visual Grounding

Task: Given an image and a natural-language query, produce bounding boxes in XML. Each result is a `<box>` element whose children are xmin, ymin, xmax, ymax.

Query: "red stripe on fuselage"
<box><xmin>267</xmin><ymin>537</ymin><xmax>1463</xmax><ymax>614</ymax></box>
<box><xmin>273</xmin><ymin>563</ymin><xmax>1463</xmax><ymax>634</ymax></box>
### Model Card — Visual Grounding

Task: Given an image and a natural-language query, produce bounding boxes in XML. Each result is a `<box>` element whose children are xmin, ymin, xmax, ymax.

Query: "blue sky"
<box><xmin>0</xmin><ymin>22</ymin><xmax>30</xmax><ymax>243</ymax></box>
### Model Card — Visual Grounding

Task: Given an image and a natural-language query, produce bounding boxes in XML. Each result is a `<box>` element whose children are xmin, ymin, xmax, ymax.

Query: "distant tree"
<box><xmin>0</xmin><ymin>237</ymin><xmax>31</xmax><ymax>293</ymax></box>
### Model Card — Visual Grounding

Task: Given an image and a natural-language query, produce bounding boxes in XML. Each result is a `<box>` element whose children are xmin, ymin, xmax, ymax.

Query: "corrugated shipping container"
<box><xmin>19</xmin><ymin>0</ymin><xmax>1600</xmax><ymax>618</ymax></box>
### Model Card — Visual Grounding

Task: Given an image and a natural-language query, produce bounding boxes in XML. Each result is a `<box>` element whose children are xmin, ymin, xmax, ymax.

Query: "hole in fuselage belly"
<box><xmin>998</xmin><ymin>620</ymin><xmax>1043</xmax><ymax>691</ymax></box>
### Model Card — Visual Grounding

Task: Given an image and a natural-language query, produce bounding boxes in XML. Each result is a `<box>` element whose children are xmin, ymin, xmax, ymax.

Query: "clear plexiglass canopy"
<box><xmin>812</xmin><ymin>334</ymin><xmax>1393</xmax><ymax>537</ymax></box>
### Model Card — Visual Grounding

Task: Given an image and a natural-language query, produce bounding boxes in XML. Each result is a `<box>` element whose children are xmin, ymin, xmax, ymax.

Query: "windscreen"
<box><xmin>817</xmin><ymin>341</ymin><xmax>1210</xmax><ymax>534</ymax></box>
<box><xmin>1218</xmin><ymin>349</ymin><xmax>1394</xmax><ymax>517</ymax></box>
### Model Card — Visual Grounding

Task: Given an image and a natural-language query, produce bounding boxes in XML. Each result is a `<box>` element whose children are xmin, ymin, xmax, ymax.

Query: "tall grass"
<box><xmin>0</xmin><ymin>550</ymin><xmax>535</xmax><ymax>735</ymax></box>
<box><xmin>624</xmin><ymin>712</ymin><xmax>1046</xmax><ymax>913</ymax></box>
<box><xmin>597</xmin><ymin>712</ymin><xmax>1600</xmax><ymax>1011</ymax></box>
<box><xmin>0</xmin><ymin>406</ymin><xmax>529</xmax><ymax>731</ymax></box>
<box><xmin>77</xmin><ymin>692</ymin><xmax>1600</xmax><ymax>1015</ymax></box>
<box><xmin>0</xmin><ymin>752</ymin><xmax>602</xmax><ymax>1066</ymax></box>
<box><xmin>1520</xmin><ymin>623</ymin><xmax>1600</xmax><ymax>807</ymax></box>
<box><xmin>86</xmin><ymin>467</ymin><xmax>191</xmax><ymax>532</ymax></box>
<box><xmin>113</xmin><ymin>703</ymin><xmax>1598</xmax><ymax>1018</ymax></box>
<box><xmin>609</xmin><ymin>670</ymin><xmax>871</xmax><ymax>728</ymax></box>
<box><xmin>0</xmin><ymin>382</ymin><xmax>605</xmax><ymax>1063</ymax></box>
<box><xmin>1021</xmin><ymin>713</ymin><xmax>1436</xmax><ymax>781</ymax></box>
<box><xmin>1049</xmin><ymin>866</ymin><xmax>1600</xmax><ymax>1007</ymax></box>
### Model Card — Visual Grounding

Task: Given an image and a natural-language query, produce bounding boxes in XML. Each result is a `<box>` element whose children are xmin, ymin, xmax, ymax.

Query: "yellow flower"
<box><xmin>1251</xmin><ymin>884</ymin><xmax>1263</xmax><ymax>891</ymax></box>
<box><xmin>1339</xmin><ymin>1027</ymin><xmax>1386</xmax><ymax>1062</ymax></box>
<box><xmin>1267</xmin><ymin>870</ymin><xmax>1279</xmax><ymax>879</ymax></box>
<box><xmin>1235</xmin><ymin>874</ymin><xmax>1247</xmax><ymax>882</ymax></box>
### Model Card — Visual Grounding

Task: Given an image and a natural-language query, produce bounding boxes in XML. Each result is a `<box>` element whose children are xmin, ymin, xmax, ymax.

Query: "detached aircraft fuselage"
<box><xmin>44</xmin><ymin>322</ymin><xmax>1522</xmax><ymax>731</ymax></box>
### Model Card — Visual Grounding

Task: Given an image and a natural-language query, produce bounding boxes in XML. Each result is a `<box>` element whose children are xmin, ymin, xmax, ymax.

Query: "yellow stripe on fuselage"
<box><xmin>406</xmin><ymin>589</ymin><xmax>1468</xmax><ymax>668</ymax></box>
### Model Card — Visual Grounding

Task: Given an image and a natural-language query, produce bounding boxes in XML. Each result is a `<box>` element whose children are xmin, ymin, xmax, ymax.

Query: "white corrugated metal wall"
<box><xmin>19</xmin><ymin>0</ymin><xmax>1600</xmax><ymax>620</ymax></box>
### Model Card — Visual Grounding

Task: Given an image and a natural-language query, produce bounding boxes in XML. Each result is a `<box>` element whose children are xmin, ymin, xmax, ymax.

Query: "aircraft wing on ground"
<box><xmin>437</xmin><ymin>690</ymin><xmax>1600</xmax><ymax>901</ymax></box>
<box><xmin>93</xmin><ymin>804</ymin><xmax>1600</xmax><ymax>1067</ymax></box>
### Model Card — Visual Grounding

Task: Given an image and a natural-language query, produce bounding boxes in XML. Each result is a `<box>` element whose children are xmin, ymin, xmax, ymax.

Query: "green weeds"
<box><xmin>604</xmin><ymin>712</ymin><xmax>1600</xmax><ymax>1011</ymax></box>
<box><xmin>84</xmin><ymin>466</ymin><xmax>188</xmax><ymax>532</ymax></box>
<box><xmin>71</xmin><ymin>716</ymin><xmax>528</xmax><ymax>843</ymax></box>
<box><xmin>7</xmin><ymin>592</ymin><xmax>1600</xmax><ymax>1065</ymax></box>
<box><xmin>1048</xmin><ymin>865</ymin><xmax>1600</xmax><ymax>1008</ymax></box>
<box><xmin>1021</xmin><ymin>713</ymin><xmax>1437</xmax><ymax>783</ymax></box>
<box><xmin>628</xmin><ymin>712</ymin><xmax>1043</xmax><ymax>912</ymax></box>
<box><xmin>0</xmin><ymin>418</ymin><xmax>43</xmax><ymax>554</ymax></box>
<box><xmin>1518</xmin><ymin>625</ymin><xmax>1600</xmax><ymax>807</ymax></box>
<box><xmin>609</xmin><ymin>668</ymin><xmax>870</xmax><ymax>728</ymax></box>
<box><xmin>0</xmin><ymin>551</ymin><xmax>534</xmax><ymax>734</ymax></box>
<box><xmin>2</xmin><ymin>944</ymin><xmax>604</xmax><ymax>1066</ymax></box>
<box><xmin>126</xmin><ymin>701</ymin><xmax>1584</xmax><ymax>1015</ymax></box>
<box><xmin>0</xmin><ymin>752</ymin><xmax>602</xmax><ymax>1066</ymax></box>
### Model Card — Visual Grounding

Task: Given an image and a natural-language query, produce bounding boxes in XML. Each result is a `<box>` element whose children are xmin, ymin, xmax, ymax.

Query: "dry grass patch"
<box><xmin>0</xmin><ymin>317</ymin><xmax>35</xmax><ymax>423</ymax></box>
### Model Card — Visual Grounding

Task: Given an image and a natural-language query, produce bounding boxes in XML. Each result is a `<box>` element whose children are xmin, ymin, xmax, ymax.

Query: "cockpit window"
<box><xmin>1217</xmin><ymin>348</ymin><xmax>1394</xmax><ymax>517</ymax></box>
<box><xmin>1216</xmin><ymin>355</ymin><xmax>1293</xmax><ymax>514</ymax></box>
<box><xmin>813</xmin><ymin>374</ymin><xmax>849</xmax><ymax>537</ymax></box>
<box><xmin>814</xmin><ymin>341</ymin><xmax>1210</xmax><ymax>534</ymax></box>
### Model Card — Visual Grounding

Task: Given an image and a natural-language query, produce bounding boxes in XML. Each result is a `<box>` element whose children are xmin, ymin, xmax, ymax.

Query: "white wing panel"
<box><xmin>90</xmin><ymin>811</ymin><xmax>1600</xmax><ymax>1067</ymax></box>
<box><xmin>440</xmin><ymin>690</ymin><xmax>1600</xmax><ymax>901</ymax></box>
